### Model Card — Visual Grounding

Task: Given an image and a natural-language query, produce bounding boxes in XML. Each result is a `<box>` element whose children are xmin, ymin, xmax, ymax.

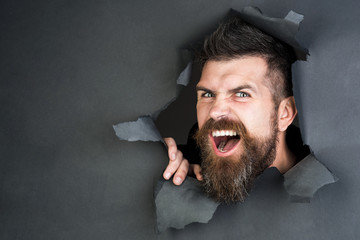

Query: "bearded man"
<box><xmin>162</xmin><ymin>16</ymin><xmax>309</xmax><ymax>203</ymax></box>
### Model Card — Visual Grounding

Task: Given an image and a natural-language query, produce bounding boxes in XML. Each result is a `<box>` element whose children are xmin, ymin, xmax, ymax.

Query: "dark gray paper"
<box><xmin>155</xmin><ymin>153</ymin><xmax>337</xmax><ymax>232</ymax></box>
<box><xmin>113</xmin><ymin>116</ymin><xmax>163</xmax><ymax>142</ymax></box>
<box><xmin>155</xmin><ymin>177</ymin><xmax>219</xmax><ymax>232</ymax></box>
<box><xmin>284</xmin><ymin>154</ymin><xmax>338</xmax><ymax>202</ymax></box>
<box><xmin>113</xmin><ymin>62</ymin><xmax>192</xmax><ymax>142</ymax></box>
<box><xmin>1</xmin><ymin>0</ymin><xmax>360</xmax><ymax>239</ymax></box>
<box><xmin>238</xmin><ymin>6</ymin><xmax>309</xmax><ymax>60</ymax></box>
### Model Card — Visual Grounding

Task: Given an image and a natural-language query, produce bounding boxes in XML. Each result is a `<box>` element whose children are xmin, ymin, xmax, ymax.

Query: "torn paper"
<box><xmin>237</xmin><ymin>6</ymin><xmax>309</xmax><ymax>60</ymax></box>
<box><xmin>113</xmin><ymin>6</ymin><xmax>337</xmax><ymax>233</ymax></box>
<box><xmin>176</xmin><ymin>62</ymin><xmax>192</xmax><ymax>86</ymax></box>
<box><xmin>113</xmin><ymin>116</ymin><xmax>163</xmax><ymax>142</ymax></box>
<box><xmin>284</xmin><ymin>154</ymin><xmax>338</xmax><ymax>202</ymax></box>
<box><xmin>154</xmin><ymin>177</ymin><xmax>219</xmax><ymax>233</ymax></box>
<box><xmin>113</xmin><ymin>62</ymin><xmax>193</xmax><ymax>142</ymax></box>
<box><xmin>113</xmin><ymin>7</ymin><xmax>309</xmax><ymax>142</ymax></box>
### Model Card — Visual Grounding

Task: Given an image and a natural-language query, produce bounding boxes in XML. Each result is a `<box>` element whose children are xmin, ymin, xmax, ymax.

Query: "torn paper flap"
<box><xmin>236</xmin><ymin>6</ymin><xmax>309</xmax><ymax>60</ymax></box>
<box><xmin>113</xmin><ymin>116</ymin><xmax>163</xmax><ymax>142</ymax></box>
<box><xmin>155</xmin><ymin>177</ymin><xmax>219</xmax><ymax>233</ymax></box>
<box><xmin>152</xmin><ymin>61</ymin><xmax>192</xmax><ymax>119</ymax></box>
<box><xmin>284</xmin><ymin>154</ymin><xmax>338</xmax><ymax>202</ymax></box>
<box><xmin>114</xmin><ymin>62</ymin><xmax>193</xmax><ymax>141</ymax></box>
<box><xmin>176</xmin><ymin>62</ymin><xmax>192</xmax><ymax>86</ymax></box>
<box><xmin>285</xmin><ymin>10</ymin><xmax>304</xmax><ymax>30</ymax></box>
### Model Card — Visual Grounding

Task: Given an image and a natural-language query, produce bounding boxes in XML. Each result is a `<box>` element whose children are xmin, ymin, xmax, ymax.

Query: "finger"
<box><xmin>173</xmin><ymin>159</ymin><xmax>189</xmax><ymax>185</ymax></box>
<box><xmin>192</xmin><ymin>164</ymin><xmax>203</xmax><ymax>181</ymax></box>
<box><xmin>163</xmin><ymin>150</ymin><xmax>183</xmax><ymax>180</ymax></box>
<box><xmin>164</xmin><ymin>137</ymin><xmax>177</xmax><ymax>161</ymax></box>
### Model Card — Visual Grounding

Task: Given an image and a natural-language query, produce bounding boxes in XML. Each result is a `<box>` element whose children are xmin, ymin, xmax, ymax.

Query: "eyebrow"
<box><xmin>196</xmin><ymin>84</ymin><xmax>257</xmax><ymax>94</ymax></box>
<box><xmin>229</xmin><ymin>85</ymin><xmax>257</xmax><ymax>94</ymax></box>
<box><xmin>196</xmin><ymin>86</ymin><xmax>213</xmax><ymax>92</ymax></box>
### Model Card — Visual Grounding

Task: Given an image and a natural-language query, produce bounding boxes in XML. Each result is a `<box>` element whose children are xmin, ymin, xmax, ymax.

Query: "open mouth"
<box><xmin>211</xmin><ymin>130</ymin><xmax>240</xmax><ymax>154</ymax></box>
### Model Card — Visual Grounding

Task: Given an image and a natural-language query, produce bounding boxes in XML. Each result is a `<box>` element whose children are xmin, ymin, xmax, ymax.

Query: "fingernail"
<box><xmin>175</xmin><ymin>177</ymin><xmax>182</xmax><ymax>184</ymax></box>
<box><xmin>164</xmin><ymin>172</ymin><xmax>171</xmax><ymax>179</ymax></box>
<box><xmin>171</xmin><ymin>153</ymin><xmax>176</xmax><ymax>160</ymax></box>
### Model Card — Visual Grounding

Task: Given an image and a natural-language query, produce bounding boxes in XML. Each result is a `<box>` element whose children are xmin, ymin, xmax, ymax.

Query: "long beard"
<box><xmin>194</xmin><ymin>116</ymin><xmax>279</xmax><ymax>204</ymax></box>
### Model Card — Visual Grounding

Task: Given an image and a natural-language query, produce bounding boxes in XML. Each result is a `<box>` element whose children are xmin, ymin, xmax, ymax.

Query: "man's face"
<box><xmin>195</xmin><ymin>56</ymin><xmax>279</xmax><ymax>203</ymax></box>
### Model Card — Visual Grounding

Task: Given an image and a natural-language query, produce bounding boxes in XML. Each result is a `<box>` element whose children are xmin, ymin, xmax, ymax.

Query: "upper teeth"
<box><xmin>212</xmin><ymin>130</ymin><xmax>238</xmax><ymax>137</ymax></box>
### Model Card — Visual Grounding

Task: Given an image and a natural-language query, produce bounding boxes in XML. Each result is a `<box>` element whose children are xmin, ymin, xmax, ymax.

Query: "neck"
<box><xmin>269</xmin><ymin>131</ymin><xmax>296</xmax><ymax>174</ymax></box>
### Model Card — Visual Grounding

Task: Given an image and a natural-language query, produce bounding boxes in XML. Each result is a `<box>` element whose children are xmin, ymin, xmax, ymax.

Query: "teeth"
<box><xmin>212</xmin><ymin>131</ymin><xmax>219</xmax><ymax>137</ymax></box>
<box><xmin>212</xmin><ymin>130</ymin><xmax>238</xmax><ymax>137</ymax></box>
<box><xmin>218</xmin><ymin>141</ymin><xmax>226</xmax><ymax>152</ymax></box>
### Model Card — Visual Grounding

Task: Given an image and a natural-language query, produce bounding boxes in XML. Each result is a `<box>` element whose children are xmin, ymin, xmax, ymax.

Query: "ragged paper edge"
<box><xmin>237</xmin><ymin>6</ymin><xmax>309</xmax><ymax>60</ymax></box>
<box><xmin>113</xmin><ymin>116</ymin><xmax>163</xmax><ymax>142</ymax></box>
<box><xmin>113</xmin><ymin>6</ymin><xmax>309</xmax><ymax>140</ymax></box>
<box><xmin>154</xmin><ymin>177</ymin><xmax>219</xmax><ymax>233</ymax></box>
<box><xmin>283</xmin><ymin>153</ymin><xmax>338</xmax><ymax>202</ymax></box>
<box><xmin>112</xmin><ymin>6</ymin><xmax>336</xmax><ymax>232</ymax></box>
<box><xmin>113</xmin><ymin>61</ymin><xmax>192</xmax><ymax>142</ymax></box>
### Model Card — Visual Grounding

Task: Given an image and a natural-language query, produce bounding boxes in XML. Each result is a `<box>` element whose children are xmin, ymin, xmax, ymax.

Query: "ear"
<box><xmin>277</xmin><ymin>96</ymin><xmax>297</xmax><ymax>132</ymax></box>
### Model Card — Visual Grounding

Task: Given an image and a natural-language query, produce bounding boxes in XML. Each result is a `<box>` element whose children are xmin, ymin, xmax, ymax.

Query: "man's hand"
<box><xmin>163</xmin><ymin>137</ymin><xmax>203</xmax><ymax>185</ymax></box>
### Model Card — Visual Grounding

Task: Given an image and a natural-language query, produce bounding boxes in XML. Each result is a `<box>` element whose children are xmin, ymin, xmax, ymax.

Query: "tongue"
<box><xmin>223</xmin><ymin>138</ymin><xmax>239</xmax><ymax>151</ymax></box>
<box><xmin>218</xmin><ymin>138</ymin><xmax>239</xmax><ymax>152</ymax></box>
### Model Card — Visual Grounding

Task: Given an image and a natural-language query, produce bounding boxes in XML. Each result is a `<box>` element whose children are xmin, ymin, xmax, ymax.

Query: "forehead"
<box><xmin>197</xmin><ymin>56</ymin><xmax>269</xmax><ymax>90</ymax></box>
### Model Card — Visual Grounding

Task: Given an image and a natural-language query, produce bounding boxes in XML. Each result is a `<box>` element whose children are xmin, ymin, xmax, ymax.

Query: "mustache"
<box><xmin>199</xmin><ymin>118</ymin><xmax>247</xmax><ymax>132</ymax></box>
<box><xmin>194</xmin><ymin>118</ymin><xmax>249</xmax><ymax>146</ymax></box>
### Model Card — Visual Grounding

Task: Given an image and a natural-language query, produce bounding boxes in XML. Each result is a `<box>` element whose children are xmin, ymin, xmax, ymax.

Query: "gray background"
<box><xmin>1</xmin><ymin>0</ymin><xmax>359</xmax><ymax>239</ymax></box>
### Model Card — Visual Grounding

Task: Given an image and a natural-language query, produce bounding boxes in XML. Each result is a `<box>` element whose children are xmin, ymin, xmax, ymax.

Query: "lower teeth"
<box><xmin>218</xmin><ymin>141</ymin><xmax>226</xmax><ymax>152</ymax></box>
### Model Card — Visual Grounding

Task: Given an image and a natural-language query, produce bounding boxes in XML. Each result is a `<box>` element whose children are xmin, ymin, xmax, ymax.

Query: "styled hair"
<box><xmin>198</xmin><ymin>16</ymin><xmax>297</xmax><ymax>106</ymax></box>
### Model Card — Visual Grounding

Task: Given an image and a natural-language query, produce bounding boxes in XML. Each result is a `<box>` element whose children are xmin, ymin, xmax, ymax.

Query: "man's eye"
<box><xmin>203</xmin><ymin>92</ymin><xmax>214</xmax><ymax>98</ymax></box>
<box><xmin>235</xmin><ymin>92</ymin><xmax>249</xmax><ymax>98</ymax></box>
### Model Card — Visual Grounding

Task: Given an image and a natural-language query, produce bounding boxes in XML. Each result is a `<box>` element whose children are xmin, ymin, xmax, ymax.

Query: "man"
<box><xmin>162</xmin><ymin>16</ymin><xmax>307</xmax><ymax>203</ymax></box>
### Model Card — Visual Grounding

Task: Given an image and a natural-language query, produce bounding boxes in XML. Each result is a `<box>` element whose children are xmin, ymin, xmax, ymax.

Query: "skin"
<box><xmin>163</xmin><ymin>56</ymin><xmax>297</xmax><ymax>185</ymax></box>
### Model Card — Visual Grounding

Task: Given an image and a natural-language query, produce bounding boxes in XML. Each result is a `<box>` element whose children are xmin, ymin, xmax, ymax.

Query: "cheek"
<box><xmin>233</xmin><ymin>104</ymin><xmax>274</xmax><ymax>136</ymax></box>
<box><xmin>196</xmin><ymin>102</ymin><xmax>210</xmax><ymax>129</ymax></box>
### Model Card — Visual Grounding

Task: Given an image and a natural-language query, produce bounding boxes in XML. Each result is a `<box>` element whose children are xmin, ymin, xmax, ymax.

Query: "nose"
<box><xmin>209</xmin><ymin>98</ymin><xmax>231</xmax><ymax>120</ymax></box>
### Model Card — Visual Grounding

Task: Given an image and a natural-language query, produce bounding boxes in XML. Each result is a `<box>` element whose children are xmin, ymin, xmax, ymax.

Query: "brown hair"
<box><xmin>198</xmin><ymin>16</ymin><xmax>297</xmax><ymax>106</ymax></box>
